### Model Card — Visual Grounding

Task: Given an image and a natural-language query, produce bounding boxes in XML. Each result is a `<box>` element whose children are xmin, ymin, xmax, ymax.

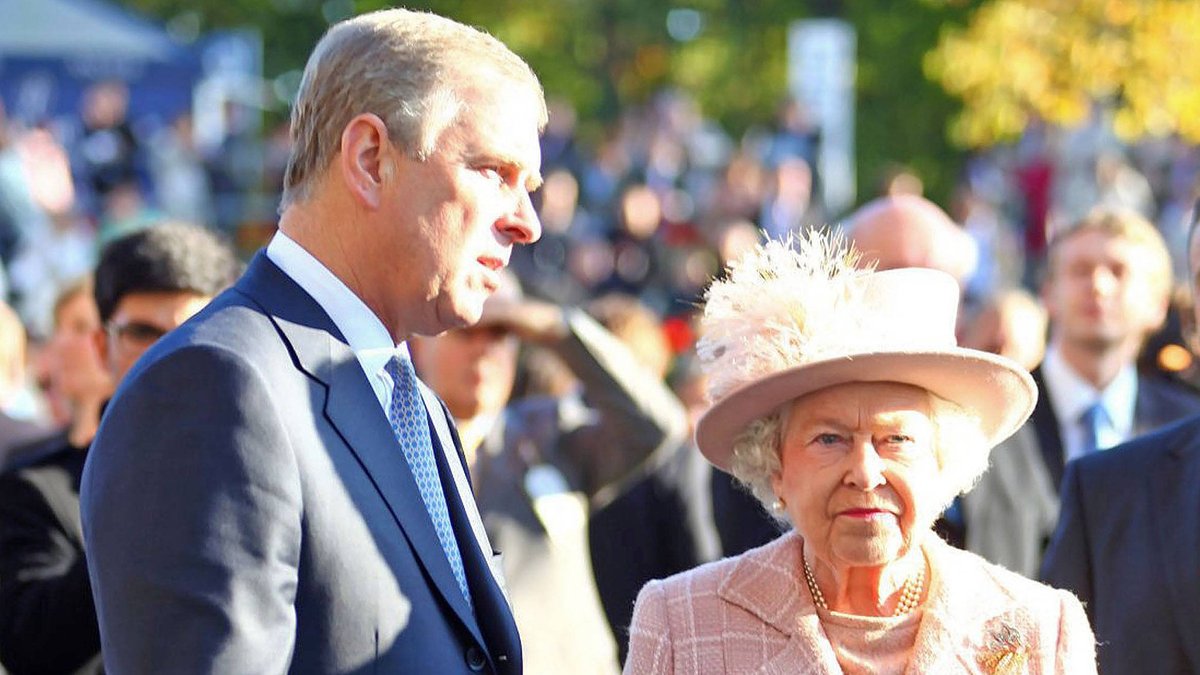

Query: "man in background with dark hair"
<box><xmin>0</xmin><ymin>223</ymin><xmax>239</xmax><ymax>675</ymax></box>
<box><xmin>1042</xmin><ymin>206</ymin><xmax>1200</xmax><ymax>675</ymax></box>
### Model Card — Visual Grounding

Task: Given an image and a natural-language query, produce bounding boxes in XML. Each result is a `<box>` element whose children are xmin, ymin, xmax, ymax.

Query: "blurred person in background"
<box><xmin>72</xmin><ymin>81</ymin><xmax>142</xmax><ymax>217</ymax></box>
<box><xmin>1040</xmin><ymin>204</ymin><xmax>1200</xmax><ymax>675</ymax></box>
<box><xmin>585</xmin><ymin>300</ymin><xmax>732</xmax><ymax>665</ymax></box>
<box><xmin>0</xmin><ymin>224</ymin><xmax>238</xmax><ymax>675</ymax></box>
<box><xmin>844</xmin><ymin>193</ymin><xmax>979</xmax><ymax>289</ymax></box>
<box><xmin>960</xmin><ymin>207</ymin><xmax>1200</xmax><ymax>577</ymax></box>
<box><xmin>34</xmin><ymin>280</ymin><xmax>111</xmax><ymax>451</ymax></box>
<box><xmin>410</xmin><ymin>279</ymin><xmax>686</xmax><ymax>675</ymax></box>
<box><xmin>510</xmin><ymin>167</ymin><xmax>593</xmax><ymax>305</ymax></box>
<box><xmin>0</xmin><ymin>103</ymin><xmax>43</xmax><ymax>293</ymax></box>
<box><xmin>5</xmin><ymin>121</ymin><xmax>94</xmax><ymax>340</ymax></box>
<box><xmin>958</xmin><ymin>288</ymin><xmax>1049</xmax><ymax>374</ymax></box>
<box><xmin>0</xmin><ymin>299</ymin><xmax>53</xmax><ymax>470</ymax></box>
<box><xmin>94</xmin><ymin>180</ymin><xmax>163</xmax><ymax>250</ymax></box>
<box><xmin>150</xmin><ymin>112</ymin><xmax>214</xmax><ymax>227</ymax></box>
<box><xmin>758</xmin><ymin>156</ymin><xmax>819</xmax><ymax>240</ymax></box>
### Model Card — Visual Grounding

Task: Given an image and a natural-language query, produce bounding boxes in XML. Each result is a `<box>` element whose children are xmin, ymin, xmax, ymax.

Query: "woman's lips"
<box><xmin>837</xmin><ymin>508</ymin><xmax>895</xmax><ymax>519</ymax></box>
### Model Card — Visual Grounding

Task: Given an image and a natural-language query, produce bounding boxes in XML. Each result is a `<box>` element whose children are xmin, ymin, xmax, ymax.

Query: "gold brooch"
<box><xmin>977</xmin><ymin>623</ymin><xmax>1029</xmax><ymax>674</ymax></box>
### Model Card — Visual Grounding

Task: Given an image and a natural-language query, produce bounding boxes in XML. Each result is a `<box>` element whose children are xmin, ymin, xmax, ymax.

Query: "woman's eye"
<box><xmin>814</xmin><ymin>433</ymin><xmax>842</xmax><ymax>446</ymax></box>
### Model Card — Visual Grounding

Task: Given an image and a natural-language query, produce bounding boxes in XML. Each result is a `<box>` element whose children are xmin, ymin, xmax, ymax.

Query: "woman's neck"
<box><xmin>807</xmin><ymin>545</ymin><xmax>927</xmax><ymax>617</ymax></box>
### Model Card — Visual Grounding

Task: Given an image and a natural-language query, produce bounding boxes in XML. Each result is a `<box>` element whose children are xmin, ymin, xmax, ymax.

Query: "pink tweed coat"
<box><xmin>624</xmin><ymin>531</ymin><xmax>1096</xmax><ymax>674</ymax></box>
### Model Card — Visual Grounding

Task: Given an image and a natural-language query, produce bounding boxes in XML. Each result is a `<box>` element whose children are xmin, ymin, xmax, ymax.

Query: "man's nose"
<box><xmin>1090</xmin><ymin>266</ymin><xmax>1119</xmax><ymax>296</ymax></box>
<box><xmin>498</xmin><ymin>191</ymin><xmax>541</xmax><ymax>245</ymax></box>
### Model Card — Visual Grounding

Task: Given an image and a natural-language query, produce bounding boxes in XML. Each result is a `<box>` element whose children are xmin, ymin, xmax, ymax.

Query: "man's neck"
<box><xmin>1052</xmin><ymin>337</ymin><xmax>1139</xmax><ymax>390</ymax></box>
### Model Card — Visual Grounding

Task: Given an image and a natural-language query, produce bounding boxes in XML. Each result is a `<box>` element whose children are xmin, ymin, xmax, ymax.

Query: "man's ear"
<box><xmin>92</xmin><ymin>326</ymin><xmax>111</xmax><ymax>375</ymax></box>
<box><xmin>338</xmin><ymin>113</ymin><xmax>392</xmax><ymax>210</ymax></box>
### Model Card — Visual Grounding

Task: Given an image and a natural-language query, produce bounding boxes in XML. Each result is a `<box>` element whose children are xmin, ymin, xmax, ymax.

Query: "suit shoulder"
<box><xmin>1072</xmin><ymin>414</ymin><xmax>1198</xmax><ymax>477</ymax></box>
<box><xmin>1138</xmin><ymin>373</ymin><xmax>1200</xmax><ymax>415</ymax></box>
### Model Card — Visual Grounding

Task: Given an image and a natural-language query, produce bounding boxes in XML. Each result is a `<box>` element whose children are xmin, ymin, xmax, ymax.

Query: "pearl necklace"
<box><xmin>802</xmin><ymin>553</ymin><xmax>925</xmax><ymax>616</ymax></box>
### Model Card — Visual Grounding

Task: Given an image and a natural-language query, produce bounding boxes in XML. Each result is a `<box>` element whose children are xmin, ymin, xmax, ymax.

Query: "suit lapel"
<box><xmin>1148</xmin><ymin>423</ymin><xmax>1200</xmax><ymax>668</ymax></box>
<box><xmin>1030</xmin><ymin>368</ymin><xmax>1067</xmax><ymax>491</ymax></box>
<box><xmin>431</xmin><ymin>403</ymin><xmax>522</xmax><ymax>673</ymax></box>
<box><xmin>234</xmin><ymin>253</ymin><xmax>483</xmax><ymax>643</ymax></box>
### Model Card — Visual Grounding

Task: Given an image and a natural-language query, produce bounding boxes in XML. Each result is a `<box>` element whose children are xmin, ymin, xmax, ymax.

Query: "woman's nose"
<box><xmin>844</xmin><ymin>438</ymin><xmax>887</xmax><ymax>490</ymax></box>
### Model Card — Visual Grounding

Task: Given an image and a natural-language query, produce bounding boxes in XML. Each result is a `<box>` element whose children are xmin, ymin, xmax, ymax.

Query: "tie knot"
<box><xmin>1080</xmin><ymin>401</ymin><xmax>1106</xmax><ymax>427</ymax></box>
<box><xmin>385</xmin><ymin>354</ymin><xmax>417</xmax><ymax>387</ymax></box>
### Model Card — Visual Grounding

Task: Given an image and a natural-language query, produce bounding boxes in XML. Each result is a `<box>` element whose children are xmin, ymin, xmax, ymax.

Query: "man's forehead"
<box><xmin>459</xmin><ymin>87</ymin><xmax>544</xmax><ymax>187</ymax></box>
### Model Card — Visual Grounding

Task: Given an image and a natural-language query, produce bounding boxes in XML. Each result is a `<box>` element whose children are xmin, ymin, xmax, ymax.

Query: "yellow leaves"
<box><xmin>928</xmin><ymin>0</ymin><xmax>1200</xmax><ymax>146</ymax></box>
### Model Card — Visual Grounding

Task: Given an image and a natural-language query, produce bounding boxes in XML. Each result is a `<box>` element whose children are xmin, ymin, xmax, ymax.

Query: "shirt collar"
<box><xmin>266</xmin><ymin>231</ymin><xmax>406</xmax><ymax>378</ymax></box>
<box><xmin>1041</xmin><ymin>344</ymin><xmax>1138</xmax><ymax>436</ymax></box>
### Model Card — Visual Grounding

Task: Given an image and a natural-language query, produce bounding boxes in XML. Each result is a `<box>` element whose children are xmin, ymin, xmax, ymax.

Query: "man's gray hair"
<box><xmin>281</xmin><ymin>8</ymin><xmax>548</xmax><ymax>209</ymax></box>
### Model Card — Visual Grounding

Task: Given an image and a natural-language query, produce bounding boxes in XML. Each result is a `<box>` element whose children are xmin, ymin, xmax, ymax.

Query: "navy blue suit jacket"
<box><xmin>1042</xmin><ymin>414</ymin><xmax>1200</xmax><ymax>675</ymax></box>
<box><xmin>82</xmin><ymin>253</ymin><xmax>521</xmax><ymax>674</ymax></box>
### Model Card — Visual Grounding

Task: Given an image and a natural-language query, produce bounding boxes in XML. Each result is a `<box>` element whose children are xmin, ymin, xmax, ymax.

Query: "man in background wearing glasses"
<box><xmin>0</xmin><ymin>223</ymin><xmax>238</xmax><ymax>675</ymax></box>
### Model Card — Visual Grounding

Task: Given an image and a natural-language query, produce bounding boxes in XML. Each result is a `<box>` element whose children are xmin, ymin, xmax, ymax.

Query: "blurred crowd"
<box><xmin>0</xmin><ymin>73</ymin><xmax>1198</xmax><ymax>674</ymax></box>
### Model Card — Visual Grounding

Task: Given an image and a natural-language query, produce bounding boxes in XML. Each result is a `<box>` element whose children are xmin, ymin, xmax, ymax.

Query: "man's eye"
<box><xmin>480</xmin><ymin>166</ymin><xmax>506</xmax><ymax>182</ymax></box>
<box><xmin>884</xmin><ymin>434</ymin><xmax>914</xmax><ymax>445</ymax></box>
<box><xmin>814</xmin><ymin>433</ymin><xmax>842</xmax><ymax>446</ymax></box>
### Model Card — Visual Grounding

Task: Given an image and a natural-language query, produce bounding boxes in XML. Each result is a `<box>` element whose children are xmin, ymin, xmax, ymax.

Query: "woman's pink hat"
<box><xmin>694</xmin><ymin>232</ymin><xmax>1037</xmax><ymax>472</ymax></box>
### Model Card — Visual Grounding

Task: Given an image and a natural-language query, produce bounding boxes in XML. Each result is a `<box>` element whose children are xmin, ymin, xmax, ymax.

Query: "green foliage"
<box><xmin>121</xmin><ymin>0</ymin><xmax>980</xmax><ymax>206</ymax></box>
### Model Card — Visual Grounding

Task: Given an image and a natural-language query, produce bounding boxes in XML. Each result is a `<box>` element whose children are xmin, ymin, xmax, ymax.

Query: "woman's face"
<box><xmin>771</xmin><ymin>381</ymin><xmax>943</xmax><ymax>570</ymax></box>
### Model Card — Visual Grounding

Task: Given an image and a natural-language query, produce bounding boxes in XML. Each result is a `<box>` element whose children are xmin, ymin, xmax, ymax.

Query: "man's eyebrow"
<box><xmin>470</xmin><ymin>149</ymin><xmax>543</xmax><ymax>192</ymax></box>
<box><xmin>525</xmin><ymin>171</ymin><xmax>544</xmax><ymax>193</ymax></box>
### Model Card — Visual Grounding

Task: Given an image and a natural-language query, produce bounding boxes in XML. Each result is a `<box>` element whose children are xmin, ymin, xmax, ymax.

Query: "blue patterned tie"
<box><xmin>385</xmin><ymin>355</ymin><xmax>472</xmax><ymax>609</ymax></box>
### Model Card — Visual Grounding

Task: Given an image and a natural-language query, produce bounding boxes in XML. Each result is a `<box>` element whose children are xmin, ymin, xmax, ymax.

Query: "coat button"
<box><xmin>466</xmin><ymin>645</ymin><xmax>487</xmax><ymax>671</ymax></box>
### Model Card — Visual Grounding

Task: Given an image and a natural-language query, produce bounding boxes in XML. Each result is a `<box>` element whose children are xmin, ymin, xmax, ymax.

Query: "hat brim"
<box><xmin>694</xmin><ymin>349</ymin><xmax>1037</xmax><ymax>472</ymax></box>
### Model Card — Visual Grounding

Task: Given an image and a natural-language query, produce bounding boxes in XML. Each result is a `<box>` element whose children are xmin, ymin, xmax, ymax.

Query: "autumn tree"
<box><xmin>926</xmin><ymin>0</ymin><xmax>1200</xmax><ymax>147</ymax></box>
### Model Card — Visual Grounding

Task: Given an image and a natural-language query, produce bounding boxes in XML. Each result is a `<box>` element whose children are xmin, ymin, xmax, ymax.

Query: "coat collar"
<box><xmin>716</xmin><ymin>532</ymin><xmax>841</xmax><ymax>673</ymax></box>
<box><xmin>715</xmin><ymin>532</ymin><xmax>1049</xmax><ymax>674</ymax></box>
<box><xmin>232</xmin><ymin>253</ymin><xmax>489</xmax><ymax>649</ymax></box>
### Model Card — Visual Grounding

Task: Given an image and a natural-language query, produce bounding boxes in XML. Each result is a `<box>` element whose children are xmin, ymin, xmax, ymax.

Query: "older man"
<box><xmin>81</xmin><ymin>9</ymin><xmax>544</xmax><ymax>674</ymax></box>
<box><xmin>1041</xmin><ymin>208</ymin><xmax>1200</xmax><ymax>674</ymax></box>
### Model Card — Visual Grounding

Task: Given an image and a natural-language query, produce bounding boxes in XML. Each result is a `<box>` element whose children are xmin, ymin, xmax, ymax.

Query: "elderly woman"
<box><xmin>624</xmin><ymin>234</ymin><xmax>1095</xmax><ymax>674</ymax></box>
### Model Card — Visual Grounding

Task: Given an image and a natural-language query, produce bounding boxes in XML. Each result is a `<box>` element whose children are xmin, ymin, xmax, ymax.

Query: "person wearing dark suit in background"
<box><xmin>1041</xmin><ymin>209</ymin><xmax>1200</xmax><ymax>675</ymax></box>
<box><xmin>2</xmin><ymin>280</ymin><xmax>113</xmax><ymax>477</ymax></box>
<box><xmin>0</xmin><ymin>224</ymin><xmax>239</xmax><ymax>675</ymax></box>
<box><xmin>960</xmin><ymin>208</ymin><xmax>1200</xmax><ymax>577</ymax></box>
<box><xmin>81</xmin><ymin>9</ymin><xmax>546</xmax><ymax>674</ymax></box>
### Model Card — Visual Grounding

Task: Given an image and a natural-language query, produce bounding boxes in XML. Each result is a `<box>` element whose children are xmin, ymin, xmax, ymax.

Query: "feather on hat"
<box><xmin>694</xmin><ymin>230</ymin><xmax>1037</xmax><ymax>472</ymax></box>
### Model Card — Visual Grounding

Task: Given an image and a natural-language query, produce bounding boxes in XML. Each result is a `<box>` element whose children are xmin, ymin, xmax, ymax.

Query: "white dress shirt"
<box><xmin>1041</xmin><ymin>344</ymin><xmax>1138</xmax><ymax>463</ymax></box>
<box><xmin>265</xmin><ymin>231</ymin><xmax>500</xmax><ymax>585</ymax></box>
